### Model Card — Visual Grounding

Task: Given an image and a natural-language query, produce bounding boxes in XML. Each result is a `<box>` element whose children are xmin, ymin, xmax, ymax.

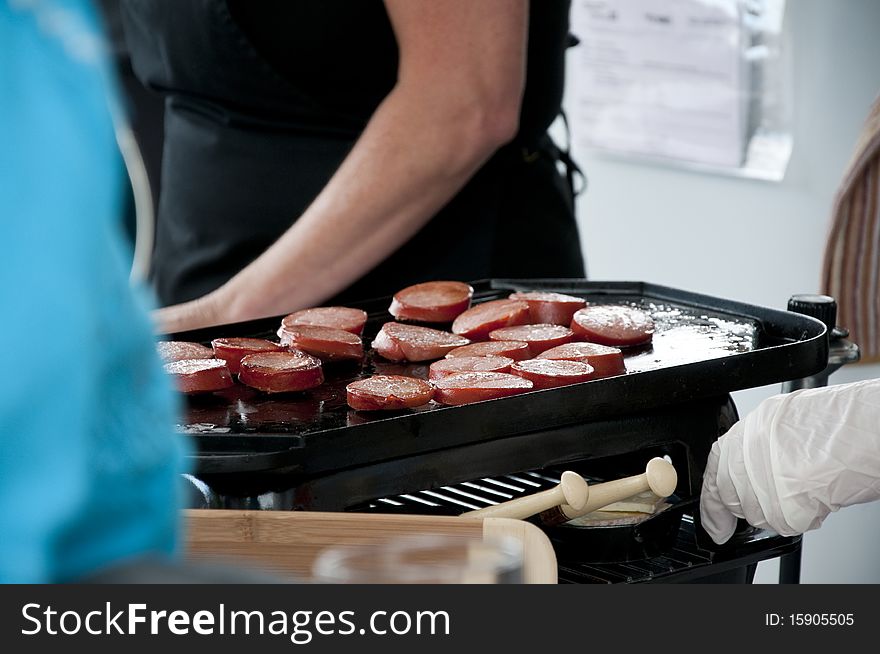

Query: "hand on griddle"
<box><xmin>700</xmin><ymin>379</ymin><xmax>880</xmax><ymax>544</ymax></box>
<box><xmin>153</xmin><ymin>291</ymin><xmax>227</xmax><ymax>334</ymax></box>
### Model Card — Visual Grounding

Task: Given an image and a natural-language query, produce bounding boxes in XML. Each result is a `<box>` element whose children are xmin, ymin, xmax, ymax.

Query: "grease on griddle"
<box><xmin>621</xmin><ymin>302</ymin><xmax>757</xmax><ymax>373</ymax></box>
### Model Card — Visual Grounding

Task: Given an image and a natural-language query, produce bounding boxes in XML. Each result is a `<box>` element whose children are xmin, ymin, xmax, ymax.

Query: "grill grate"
<box><xmin>352</xmin><ymin>470</ymin><xmax>576</xmax><ymax>515</ymax></box>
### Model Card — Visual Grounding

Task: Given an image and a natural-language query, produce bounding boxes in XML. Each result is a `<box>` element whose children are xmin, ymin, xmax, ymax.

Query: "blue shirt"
<box><xmin>0</xmin><ymin>0</ymin><xmax>187</xmax><ymax>582</ymax></box>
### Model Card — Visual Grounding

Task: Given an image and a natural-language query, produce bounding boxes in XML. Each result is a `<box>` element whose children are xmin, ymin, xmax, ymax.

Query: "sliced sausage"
<box><xmin>433</xmin><ymin>371</ymin><xmax>533</xmax><ymax>406</ymax></box>
<box><xmin>510</xmin><ymin>359</ymin><xmax>596</xmax><ymax>390</ymax></box>
<box><xmin>428</xmin><ymin>355</ymin><xmax>514</xmax><ymax>381</ymax></box>
<box><xmin>389</xmin><ymin>281</ymin><xmax>474</xmax><ymax>323</ymax></box>
<box><xmin>238</xmin><ymin>350</ymin><xmax>324</xmax><ymax>393</ymax></box>
<box><xmin>451</xmin><ymin>299</ymin><xmax>530</xmax><ymax>341</ymax></box>
<box><xmin>488</xmin><ymin>324</ymin><xmax>574</xmax><ymax>356</ymax></box>
<box><xmin>508</xmin><ymin>291</ymin><xmax>586</xmax><ymax>325</ymax></box>
<box><xmin>164</xmin><ymin>358</ymin><xmax>234</xmax><ymax>394</ymax></box>
<box><xmin>444</xmin><ymin>340</ymin><xmax>531</xmax><ymax>361</ymax></box>
<box><xmin>538</xmin><ymin>342</ymin><xmax>626</xmax><ymax>378</ymax></box>
<box><xmin>346</xmin><ymin>375</ymin><xmax>434</xmax><ymax>411</ymax></box>
<box><xmin>280</xmin><ymin>306</ymin><xmax>368</xmax><ymax>336</ymax></box>
<box><xmin>278</xmin><ymin>324</ymin><xmax>364</xmax><ymax>361</ymax></box>
<box><xmin>371</xmin><ymin>322</ymin><xmax>470</xmax><ymax>362</ymax></box>
<box><xmin>157</xmin><ymin>341</ymin><xmax>215</xmax><ymax>363</ymax></box>
<box><xmin>570</xmin><ymin>305</ymin><xmax>655</xmax><ymax>347</ymax></box>
<box><xmin>211</xmin><ymin>337</ymin><xmax>286</xmax><ymax>374</ymax></box>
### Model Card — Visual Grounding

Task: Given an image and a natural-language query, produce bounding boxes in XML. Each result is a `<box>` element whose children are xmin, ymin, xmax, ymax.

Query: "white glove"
<box><xmin>700</xmin><ymin>378</ymin><xmax>880</xmax><ymax>544</ymax></box>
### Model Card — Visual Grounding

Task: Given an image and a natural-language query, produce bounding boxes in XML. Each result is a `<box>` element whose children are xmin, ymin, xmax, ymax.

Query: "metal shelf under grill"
<box><xmin>350</xmin><ymin>467</ymin><xmax>800</xmax><ymax>584</ymax></box>
<box><xmin>556</xmin><ymin>516</ymin><xmax>799</xmax><ymax>584</ymax></box>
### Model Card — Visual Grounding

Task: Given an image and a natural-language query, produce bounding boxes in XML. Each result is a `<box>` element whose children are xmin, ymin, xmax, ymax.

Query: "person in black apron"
<box><xmin>119</xmin><ymin>0</ymin><xmax>585</xmax><ymax>332</ymax></box>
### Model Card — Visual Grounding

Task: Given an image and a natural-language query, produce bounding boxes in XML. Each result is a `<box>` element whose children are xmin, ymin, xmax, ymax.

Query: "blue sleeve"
<box><xmin>0</xmin><ymin>0</ymin><xmax>188</xmax><ymax>583</ymax></box>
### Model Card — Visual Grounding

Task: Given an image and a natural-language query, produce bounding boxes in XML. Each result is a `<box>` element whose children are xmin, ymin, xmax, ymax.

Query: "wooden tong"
<box><xmin>539</xmin><ymin>458</ymin><xmax>677</xmax><ymax>526</ymax></box>
<box><xmin>460</xmin><ymin>458</ymin><xmax>677</xmax><ymax>525</ymax></box>
<box><xmin>461</xmin><ymin>471</ymin><xmax>589</xmax><ymax>520</ymax></box>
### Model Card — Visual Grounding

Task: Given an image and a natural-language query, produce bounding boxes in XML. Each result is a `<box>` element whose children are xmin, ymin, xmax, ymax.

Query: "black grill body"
<box><xmin>172</xmin><ymin>280</ymin><xmax>826</xmax><ymax>582</ymax></box>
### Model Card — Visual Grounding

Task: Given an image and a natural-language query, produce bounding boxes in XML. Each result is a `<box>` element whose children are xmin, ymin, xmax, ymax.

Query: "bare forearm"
<box><xmin>157</xmin><ymin>91</ymin><xmax>516</xmax><ymax>332</ymax></box>
<box><xmin>153</xmin><ymin>0</ymin><xmax>527</xmax><ymax>334</ymax></box>
<box><xmin>227</xmin><ymin>89</ymin><xmax>512</xmax><ymax>319</ymax></box>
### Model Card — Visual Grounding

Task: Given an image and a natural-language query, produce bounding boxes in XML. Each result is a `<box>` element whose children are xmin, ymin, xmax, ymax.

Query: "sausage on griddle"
<box><xmin>488</xmin><ymin>323</ymin><xmax>574</xmax><ymax>356</ymax></box>
<box><xmin>164</xmin><ymin>358</ymin><xmax>234</xmax><ymax>394</ymax></box>
<box><xmin>346</xmin><ymin>375</ymin><xmax>434</xmax><ymax>411</ymax></box>
<box><xmin>211</xmin><ymin>337</ymin><xmax>286</xmax><ymax>374</ymax></box>
<box><xmin>278</xmin><ymin>324</ymin><xmax>364</xmax><ymax>361</ymax></box>
<box><xmin>371</xmin><ymin>323</ymin><xmax>470</xmax><ymax>362</ymax></box>
<box><xmin>389</xmin><ymin>281</ymin><xmax>473</xmax><ymax>323</ymax></box>
<box><xmin>157</xmin><ymin>341</ymin><xmax>215</xmax><ymax>363</ymax></box>
<box><xmin>451</xmin><ymin>299</ymin><xmax>530</xmax><ymax>341</ymax></box>
<box><xmin>280</xmin><ymin>306</ymin><xmax>368</xmax><ymax>336</ymax></box>
<box><xmin>444</xmin><ymin>340</ymin><xmax>531</xmax><ymax>361</ymax></box>
<box><xmin>570</xmin><ymin>305</ymin><xmax>655</xmax><ymax>347</ymax></box>
<box><xmin>428</xmin><ymin>355</ymin><xmax>514</xmax><ymax>380</ymax></box>
<box><xmin>508</xmin><ymin>291</ymin><xmax>586</xmax><ymax>325</ymax></box>
<box><xmin>510</xmin><ymin>359</ymin><xmax>596</xmax><ymax>390</ymax></box>
<box><xmin>538</xmin><ymin>342</ymin><xmax>626</xmax><ymax>378</ymax></box>
<box><xmin>238</xmin><ymin>350</ymin><xmax>324</xmax><ymax>393</ymax></box>
<box><xmin>432</xmin><ymin>371</ymin><xmax>533</xmax><ymax>405</ymax></box>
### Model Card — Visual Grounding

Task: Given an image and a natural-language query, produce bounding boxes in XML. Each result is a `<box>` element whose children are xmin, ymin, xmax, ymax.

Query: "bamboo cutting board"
<box><xmin>184</xmin><ymin>509</ymin><xmax>557</xmax><ymax>584</ymax></box>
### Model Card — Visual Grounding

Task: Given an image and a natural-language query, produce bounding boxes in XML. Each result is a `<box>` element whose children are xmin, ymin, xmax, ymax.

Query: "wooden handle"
<box><xmin>548</xmin><ymin>458</ymin><xmax>677</xmax><ymax>524</ymax></box>
<box><xmin>461</xmin><ymin>471</ymin><xmax>589</xmax><ymax>520</ymax></box>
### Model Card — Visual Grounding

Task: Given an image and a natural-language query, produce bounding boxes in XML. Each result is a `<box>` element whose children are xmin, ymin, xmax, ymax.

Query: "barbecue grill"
<box><xmin>171</xmin><ymin>279</ymin><xmax>835</xmax><ymax>583</ymax></box>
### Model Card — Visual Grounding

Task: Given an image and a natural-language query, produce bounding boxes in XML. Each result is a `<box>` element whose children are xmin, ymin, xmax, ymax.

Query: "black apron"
<box><xmin>119</xmin><ymin>0</ymin><xmax>585</xmax><ymax>307</ymax></box>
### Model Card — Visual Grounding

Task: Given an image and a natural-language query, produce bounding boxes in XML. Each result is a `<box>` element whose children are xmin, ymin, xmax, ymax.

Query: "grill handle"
<box><xmin>461</xmin><ymin>471</ymin><xmax>588</xmax><ymax>520</ymax></box>
<box><xmin>539</xmin><ymin>458</ymin><xmax>678</xmax><ymax>527</ymax></box>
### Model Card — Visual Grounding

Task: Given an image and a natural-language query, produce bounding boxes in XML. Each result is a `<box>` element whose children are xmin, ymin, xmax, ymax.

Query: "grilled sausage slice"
<box><xmin>211</xmin><ymin>337</ymin><xmax>286</xmax><ymax>374</ymax></box>
<box><xmin>280</xmin><ymin>306</ymin><xmax>368</xmax><ymax>336</ymax></box>
<box><xmin>488</xmin><ymin>324</ymin><xmax>574</xmax><ymax>356</ymax></box>
<box><xmin>238</xmin><ymin>350</ymin><xmax>324</xmax><ymax>393</ymax></box>
<box><xmin>570</xmin><ymin>305</ymin><xmax>655</xmax><ymax>347</ymax></box>
<box><xmin>510</xmin><ymin>359</ymin><xmax>596</xmax><ymax>390</ymax></box>
<box><xmin>428</xmin><ymin>355</ymin><xmax>514</xmax><ymax>380</ymax></box>
<box><xmin>389</xmin><ymin>281</ymin><xmax>473</xmax><ymax>323</ymax></box>
<box><xmin>278</xmin><ymin>324</ymin><xmax>364</xmax><ymax>361</ymax></box>
<box><xmin>346</xmin><ymin>375</ymin><xmax>434</xmax><ymax>411</ymax></box>
<box><xmin>432</xmin><ymin>371</ymin><xmax>533</xmax><ymax>405</ymax></box>
<box><xmin>157</xmin><ymin>341</ymin><xmax>215</xmax><ymax>363</ymax></box>
<box><xmin>451</xmin><ymin>299</ymin><xmax>530</xmax><ymax>341</ymax></box>
<box><xmin>444</xmin><ymin>340</ymin><xmax>531</xmax><ymax>361</ymax></box>
<box><xmin>508</xmin><ymin>291</ymin><xmax>586</xmax><ymax>325</ymax></box>
<box><xmin>164</xmin><ymin>358</ymin><xmax>234</xmax><ymax>394</ymax></box>
<box><xmin>371</xmin><ymin>323</ymin><xmax>470</xmax><ymax>362</ymax></box>
<box><xmin>537</xmin><ymin>342</ymin><xmax>626</xmax><ymax>378</ymax></box>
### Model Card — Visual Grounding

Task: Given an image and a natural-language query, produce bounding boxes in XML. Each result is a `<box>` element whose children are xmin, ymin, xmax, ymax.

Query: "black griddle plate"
<box><xmin>168</xmin><ymin>280</ymin><xmax>827</xmax><ymax>479</ymax></box>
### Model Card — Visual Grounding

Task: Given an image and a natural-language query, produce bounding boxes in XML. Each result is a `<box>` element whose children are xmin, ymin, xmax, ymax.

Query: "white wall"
<box><xmin>565</xmin><ymin>0</ymin><xmax>880</xmax><ymax>582</ymax></box>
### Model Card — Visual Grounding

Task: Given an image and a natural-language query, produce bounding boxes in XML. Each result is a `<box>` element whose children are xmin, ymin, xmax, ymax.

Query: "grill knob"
<box><xmin>787</xmin><ymin>294</ymin><xmax>837</xmax><ymax>334</ymax></box>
